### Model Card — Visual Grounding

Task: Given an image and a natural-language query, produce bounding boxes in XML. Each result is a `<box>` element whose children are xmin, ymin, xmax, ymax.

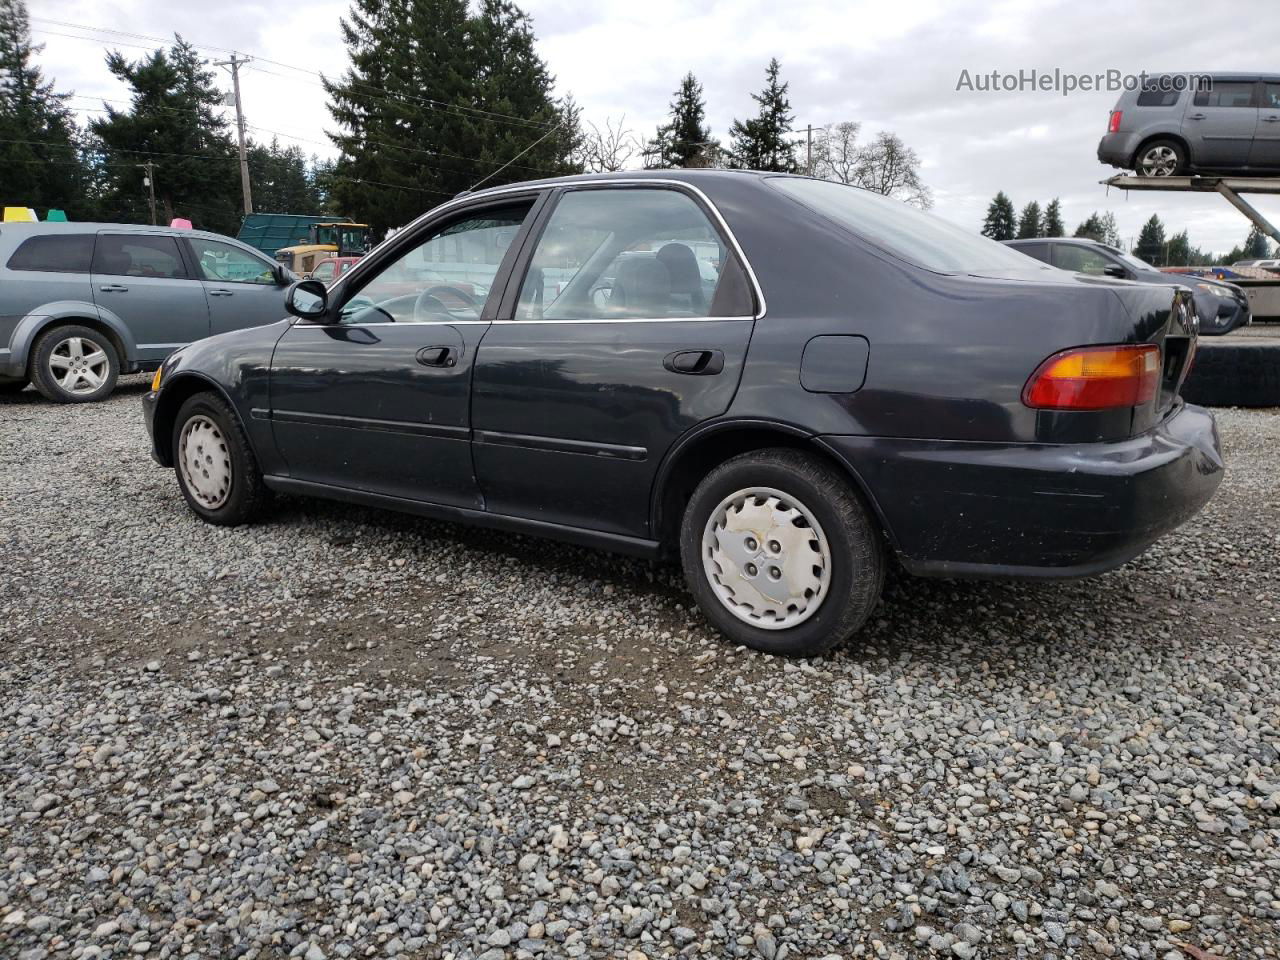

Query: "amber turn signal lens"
<box><xmin>151</xmin><ymin>368</ymin><xmax>163</xmax><ymax>392</ymax></box>
<box><xmin>1023</xmin><ymin>344</ymin><xmax>1160</xmax><ymax>410</ymax></box>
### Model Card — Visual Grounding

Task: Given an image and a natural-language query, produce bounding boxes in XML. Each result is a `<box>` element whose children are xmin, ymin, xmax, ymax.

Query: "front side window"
<box><xmin>6</xmin><ymin>234</ymin><xmax>95</xmax><ymax>273</ymax></box>
<box><xmin>340</xmin><ymin>202</ymin><xmax>531</xmax><ymax>324</ymax></box>
<box><xmin>187</xmin><ymin>237</ymin><xmax>275</xmax><ymax>284</ymax></box>
<box><xmin>1054</xmin><ymin>245</ymin><xmax>1114</xmax><ymax>275</ymax></box>
<box><xmin>1193</xmin><ymin>82</ymin><xmax>1256</xmax><ymax>108</ymax></box>
<box><xmin>515</xmin><ymin>188</ymin><xmax>751</xmax><ymax>321</ymax></box>
<box><xmin>93</xmin><ymin>235</ymin><xmax>187</xmax><ymax>279</ymax></box>
<box><xmin>311</xmin><ymin>260</ymin><xmax>337</xmax><ymax>283</ymax></box>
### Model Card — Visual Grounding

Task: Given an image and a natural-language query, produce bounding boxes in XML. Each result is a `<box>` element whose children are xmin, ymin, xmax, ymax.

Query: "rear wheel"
<box><xmin>29</xmin><ymin>325</ymin><xmax>119</xmax><ymax>403</ymax></box>
<box><xmin>1135</xmin><ymin>139</ymin><xmax>1186</xmax><ymax>177</ymax></box>
<box><xmin>679</xmin><ymin>449</ymin><xmax>884</xmax><ymax>657</ymax></box>
<box><xmin>172</xmin><ymin>392</ymin><xmax>268</xmax><ymax>525</ymax></box>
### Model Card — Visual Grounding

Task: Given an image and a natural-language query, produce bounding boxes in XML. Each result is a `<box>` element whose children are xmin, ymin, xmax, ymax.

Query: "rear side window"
<box><xmin>1193</xmin><ymin>82</ymin><xmax>1256</xmax><ymax>108</ymax></box>
<box><xmin>93</xmin><ymin>235</ymin><xmax>188</xmax><ymax>279</ymax></box>
<box><xmin>1136</xmin><ymin>88</ymin><xmax>1182</xmax><ymax>107</ymax></box>
<box><xmin>1010</xmin><ymin>242</ymin><xmax>1051</xmax><ymax>264</ymax></box>
<box><xmin>1265</xmin><ymin>83</ymin><xmax>1280</xmax><ymax>110</ymax></box>
<box><xmin>6</xmin><ymin>234</ymin><xmax>95</xmax><ymax>273</ymax></box>
<box><xmin>769</xmin><ymin>177</ymin><xmax>1046</xmax><ymax>275</ymax></box>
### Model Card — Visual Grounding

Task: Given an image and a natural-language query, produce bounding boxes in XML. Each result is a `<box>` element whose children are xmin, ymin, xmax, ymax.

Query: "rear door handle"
<box><xmin>664</xmin><ymin>349</ymin><xmax>724</xmax><ymax>375</ymax></box>
<box><xmin>416</xmin><ymin>345</ymin><xmax>456</xmax><ymax>367</ymax></box>
<box><xmin>208</xmin><ymin>288</ymin><xmax>233</xmax><ymax>297</ymax></box>
<box><xmin>1263</xmin><ymin>115</ymin><xmax>1280</xmax><ymax>122</ymax></box>
<box><xmin>98</xmin><ymin>283</ymin><xmax>128</xmax><ymax>292</ymax></box>
<box><xmin>1187</xmin><ymin>113</ymin><xmax>1206</xmax><ymax>120</ymax></box>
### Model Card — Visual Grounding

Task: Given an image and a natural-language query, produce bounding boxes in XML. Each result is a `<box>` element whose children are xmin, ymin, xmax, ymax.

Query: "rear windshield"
<box><xmin>6</xmin><ymin>233</ymin><xmax>95</xmax><ymax>273</ymax></box>
<box><xmin>768</xmin><ymin>177</ymin><xmax>1045</xmax><ymax>275</ymax></box>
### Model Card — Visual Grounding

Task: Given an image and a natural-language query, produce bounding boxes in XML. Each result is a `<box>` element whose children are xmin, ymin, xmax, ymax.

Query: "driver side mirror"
<box><xmin>285</xmin><ymin>279</ymin><xmax>329</xmax><ymax>321</ymax></box>
<box><xmin>1103</xmin><ymin>264</ymin><xmax>1128</xmax><ymax>279</ymax></box>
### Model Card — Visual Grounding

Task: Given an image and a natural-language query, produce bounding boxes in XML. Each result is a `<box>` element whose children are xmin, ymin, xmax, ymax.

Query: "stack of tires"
<box><xmin>1181</xmin><ymin>335</ymin><xmax>1280</xmax><ymax>408</ymax></box>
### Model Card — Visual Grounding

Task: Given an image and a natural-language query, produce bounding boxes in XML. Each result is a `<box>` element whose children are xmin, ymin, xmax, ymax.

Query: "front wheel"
<box><xmin>1135</xmin><ymin>139</ymin><xmax>1186</xmax><ymax>177</ymax></box>
<box><xmin>172</xmin><ymin>392</ymin><xmax>269</xmax><ymax>526</ymax></box>
<box><xmin>679</xmin><ymin>449</ymin><xmax>885</xmax><ymax>657</ymax></box>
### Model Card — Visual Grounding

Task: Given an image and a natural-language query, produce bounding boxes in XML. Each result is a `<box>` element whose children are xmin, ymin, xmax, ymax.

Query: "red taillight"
<box><xmin>1023</xmin><ymin>344</ymin><xmax>1160</xmax><ymax>410</ymax></box>
<box><xmin>1108</xmin><ymin>110</ymin><xmax>1122</xmax><ymax>133</ymax></box>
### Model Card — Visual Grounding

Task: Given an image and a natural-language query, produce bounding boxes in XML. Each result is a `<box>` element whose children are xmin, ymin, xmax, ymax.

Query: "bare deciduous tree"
<box><xmin>576</xmin><ymin>116</ymin><xmax>639</xmax><ymax>173</ymax></box>
<box><xmin>812</xmin><ymin>124</ymin><xmax>932</xmax><ymax>209</ymax></box>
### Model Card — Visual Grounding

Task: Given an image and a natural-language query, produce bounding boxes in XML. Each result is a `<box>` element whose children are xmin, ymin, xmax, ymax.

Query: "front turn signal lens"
<box><xmin>151</xmin><ymin>367</ymin><xmax>163</xmax><ymax>392</ymax></box>
<box><xmin>1023</xmin><ymin>344</ymin><xmax>1160</xmax><ymax>410</ymax></box>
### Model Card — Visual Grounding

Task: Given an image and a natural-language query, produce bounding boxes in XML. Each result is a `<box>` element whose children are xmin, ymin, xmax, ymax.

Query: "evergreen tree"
<box><xmin>325</xmin><ymin>0</ymin><xmax>577</xmax><ymax>234</ymax></box>
<box><xmin>1074</xmin><ymin>212</ymin><xmax>1105</xmax><ymax>242</ymax></box>
<box><xmin>0</xmin><ymin>0</ymin><xmax>90</xmax><ymax>217</ymax></box>
<box><xmin>248</xmin><ymin>138</ymin><xmax>323</xmax><ymax>213</ymax></box>
<box><xmin>468</xmin><ymin>0</ymin><xmax>579</xmax><ymax>182</ymax></box>
<box><xmin>980</xmin><ymin>191</ymin><xmax>1017</xmax><ymax>241</ymax></box>
<box><xmin>647</xmin><ymin>72</ymin><xmax>715</xmax><ymax>169</ymax></box>
<box><xmin>1017</xmin><ymin>201</ymin><xmax>1043</xmax><ymax>239</ymax></box>
<box><xmin>89</xmin><ymin>38</ymin><xmax>240</xmax><ymax>231</ymax></box>
<box><xmin>1043</xmin><ymin>198</ymin><xmax>1064</xmax><ymax>237</ymax></box>
<box><xmin>1164</xmin><ymin>230</ymin><xmax>1194</xmax><ymax>267</ymax></box>
<box><xmin>1099</xmin><ymin>211</ymin><xmax>1122</xmax><ymax>248</ymax></box>
<box><xmin>1134</xmin><ymin>213</ymin><xmax>1166</xmax><ymax>265</ymax></box>
<box><xmin>1243</xmin><ymin>225</ymin><xmax>1272</xmax><ymax>260</ymax></box>
<box><xmin>728</xmin><ymin>59</ymin><xmax>797</xmax><ymax>172</ymax></box>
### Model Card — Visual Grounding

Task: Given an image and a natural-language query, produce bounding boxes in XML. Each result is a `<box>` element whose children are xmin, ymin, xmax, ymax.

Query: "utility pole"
<box><xmin>215</xmin><ymin>53</ymin><xmax>253</xmax><ymax>215</ymax></box>
<box><xmin>805</xmin><ymin>124</ymin><xmax>814</xmax><ymax>176</ymax></box>
<box><xmin>136</xmin><ymin>162</ymin><xmax>157</xmax><ymax>225</ymax></box>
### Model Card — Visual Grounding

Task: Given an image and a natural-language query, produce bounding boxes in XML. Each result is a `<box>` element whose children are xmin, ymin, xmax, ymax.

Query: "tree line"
<box><xmin>1</xmin><ymin>0</ymin><xmax>931</xmax><ymax>237</ymax></box>
<box><xmin>980</xmin><ymin>190</ymin><xmax>1279</xmax><ymax>266</ymax></box>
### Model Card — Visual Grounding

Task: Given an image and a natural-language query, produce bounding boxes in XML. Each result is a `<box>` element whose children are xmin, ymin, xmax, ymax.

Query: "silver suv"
<box><xmin>1097</xmin><ymin>73</ymin><xmax>1280</xmax><ymax>177</ymax></box>
<box><xmin>0</xmin><ymin>223</ymin><xmax>292</xmax><ymax>402</ymax></box>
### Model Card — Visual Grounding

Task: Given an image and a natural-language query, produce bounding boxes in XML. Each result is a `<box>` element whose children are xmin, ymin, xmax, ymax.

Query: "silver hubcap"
<box><xmin>1140</xmin><ymin>146</ymin><xmax>1178</xmax><ymax>176</ymax></box>
<box><xmin>48</xmin><ymin>337</ymin><xmax>109</xmax><ymax>395</ymax></box>
<box><xmin>178</xmin><ymin>415</ymin><xmax>232</xmax><ymax>509</ymax></box>
<box><xmin>702</xmin><ymin>486</ymin><xmax>832</xmax><ymax>631</ymax></box>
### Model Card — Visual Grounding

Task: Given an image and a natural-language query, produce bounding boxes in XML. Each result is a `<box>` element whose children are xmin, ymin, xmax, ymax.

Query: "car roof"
<box><xmin>1143</xmin><ymin>71</ymin><xmax>1280</xmax><ymax>82</ymax></box>
<box><xmin>1</xmin><ymin>221</ymin><xmax>256</xmax><ymax>247</ymax></box>
<box><xmin>461</xmin><ymin>168</ymin><xmax>772</xmax><ymax>203</ymax></box>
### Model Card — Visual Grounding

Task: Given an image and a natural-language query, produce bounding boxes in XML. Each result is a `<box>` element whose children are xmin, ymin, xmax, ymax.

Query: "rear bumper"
<box><xmin>1097</xmin><ymin>133</ymin><xmax>1139</xmax><ymax>168</ymax></box>
<box><xmin>819</xmin><ymin>402</ymin><xmax>1223</xmax><ymax>578</ymax></box>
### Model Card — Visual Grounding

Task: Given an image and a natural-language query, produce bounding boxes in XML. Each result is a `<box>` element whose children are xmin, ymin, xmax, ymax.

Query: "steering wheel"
<box><xmin>413</xmin><ymin>284</ymin><xmax>478</xmax><ymax>321</ymax></box>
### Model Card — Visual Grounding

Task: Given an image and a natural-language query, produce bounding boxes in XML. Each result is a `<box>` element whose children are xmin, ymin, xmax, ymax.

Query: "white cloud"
<box><xmin>31</xmin><ymin>0</ymin><xmax>1280</xmax><ymax>255</ymax></box>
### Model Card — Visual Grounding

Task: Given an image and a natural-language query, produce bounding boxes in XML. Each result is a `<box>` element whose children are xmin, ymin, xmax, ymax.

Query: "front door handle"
<box><xmin>98</xmin><ymin>283</ymin><xmax>128</xmax><ymax>293</ymax></box>
<box><xmin>664</xmin><ymin>349</ymin><xmax>724</xmax><ymax>376</ymax></box>
<box><xmin>208</xmin><ymin>288</ymin><xmax>233</xmax><ymax>297</ymax></box>
<box><xmin>1263</xmin><ymin>115</ymin><xmax>1280</xmax><ymax>122</ymax></box>
<box><xmin>416</xmin><ymin>345</ymin><xmax>456</xmax><ymax>367</ymax></box>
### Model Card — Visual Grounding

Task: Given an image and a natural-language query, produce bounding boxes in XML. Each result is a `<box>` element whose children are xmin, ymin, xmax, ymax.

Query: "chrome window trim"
<box><xmin>293</xmin><ymin>315</ymin><xmax>756</xmax><ymax>329</ymax></box>
<box><xmin>335</xmin><ymin>178</ymin><xmax>768</xmax><ymax>321</ymax></box>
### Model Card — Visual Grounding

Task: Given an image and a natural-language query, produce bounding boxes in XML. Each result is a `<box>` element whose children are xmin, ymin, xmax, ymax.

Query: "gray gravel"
<box><xmin>2</xmin><ymin>378</ymin><xmax>1278</xmax><ymax>960</ymax></box>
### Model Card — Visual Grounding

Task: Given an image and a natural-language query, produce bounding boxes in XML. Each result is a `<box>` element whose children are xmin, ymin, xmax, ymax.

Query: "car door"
<box><xmin>1184</xmin><ymin>79</ymin><xmax>1259</xmax><ymax>168</ymax></box>
<box><xmin>1250</xmin><ymin>82</ymin><xmax>1280</xmax><ymax>168</ymax></box>
<box><xmin>266</xmin><ymin>197</ymin><xmax>539</xmax><ymax>508</ymax></box>
<box><xmin>471</xmin><ymin>184</ymin><xmax>758</xmax><ymax>539</ymax></box>
<box><xmin>183</xmin><ymin>235</ymin><xmax>289</xmax><ymax>336</ymax></box>
<box><xmin>91</xmin><ymin>232</ymin><xmax>209</xmax><ymax>363</ymax></box>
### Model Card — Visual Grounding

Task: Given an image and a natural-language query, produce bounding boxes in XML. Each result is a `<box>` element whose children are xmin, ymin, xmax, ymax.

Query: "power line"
<box><xmin>33</xmin><ymin>18</ymin><xmax>558</xmax><ymax>132</ymax></box>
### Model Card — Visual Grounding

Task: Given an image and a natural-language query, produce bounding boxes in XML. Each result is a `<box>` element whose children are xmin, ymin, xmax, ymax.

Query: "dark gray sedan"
<box><xmin>1004</xmin><ymin>237</ymin><xmax>1251</xmax><ymax>334</ymax></box>
<box><xmin>142</xmin><ymin>171</ymin><xmax>1222</xmax><ymax>657</ymax></box>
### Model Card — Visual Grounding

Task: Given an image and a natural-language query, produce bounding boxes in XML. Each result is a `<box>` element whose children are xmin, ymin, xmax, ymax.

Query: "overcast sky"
<box><xmin>32</xmin><ymin>0</ymin><xmax>1280</xmax><ymax>255</ymax></box>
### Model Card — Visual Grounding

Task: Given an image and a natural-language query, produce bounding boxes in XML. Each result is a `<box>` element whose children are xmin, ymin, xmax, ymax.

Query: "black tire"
<box><xmin>1181</xmin><ymin>338</ymin><xmax>1280</xmax><ymax>407</ymax></box>
<box><xmin>29</xmin><ymin>324</ymin><xmax>119</xmax><ymax>403</ymax></box>
<box><xmin>0</xmin><ymin>379</ymin><xmax>28</xmax><ymax>394</ymax></box>
<box><xmin>171</xmin><ymin>391</ymin><xmax>269</xmax><ymax>526</ymax></box>
<box><xmin>679</xmin><ymin>449</ymin><xmax>885</xmax><ymax>657</ymax></box>
<box><xmin>1134</xmin><ymin>139</ymin><xmax>1187</xmax><ymax>177</ymax></box>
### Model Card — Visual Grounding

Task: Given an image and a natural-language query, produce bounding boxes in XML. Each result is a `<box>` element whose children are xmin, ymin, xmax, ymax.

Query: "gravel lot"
<box><xmin>2</xmin><ymin>379</ymin><xmax>1277</xmax><ymax>960</ymax></box>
